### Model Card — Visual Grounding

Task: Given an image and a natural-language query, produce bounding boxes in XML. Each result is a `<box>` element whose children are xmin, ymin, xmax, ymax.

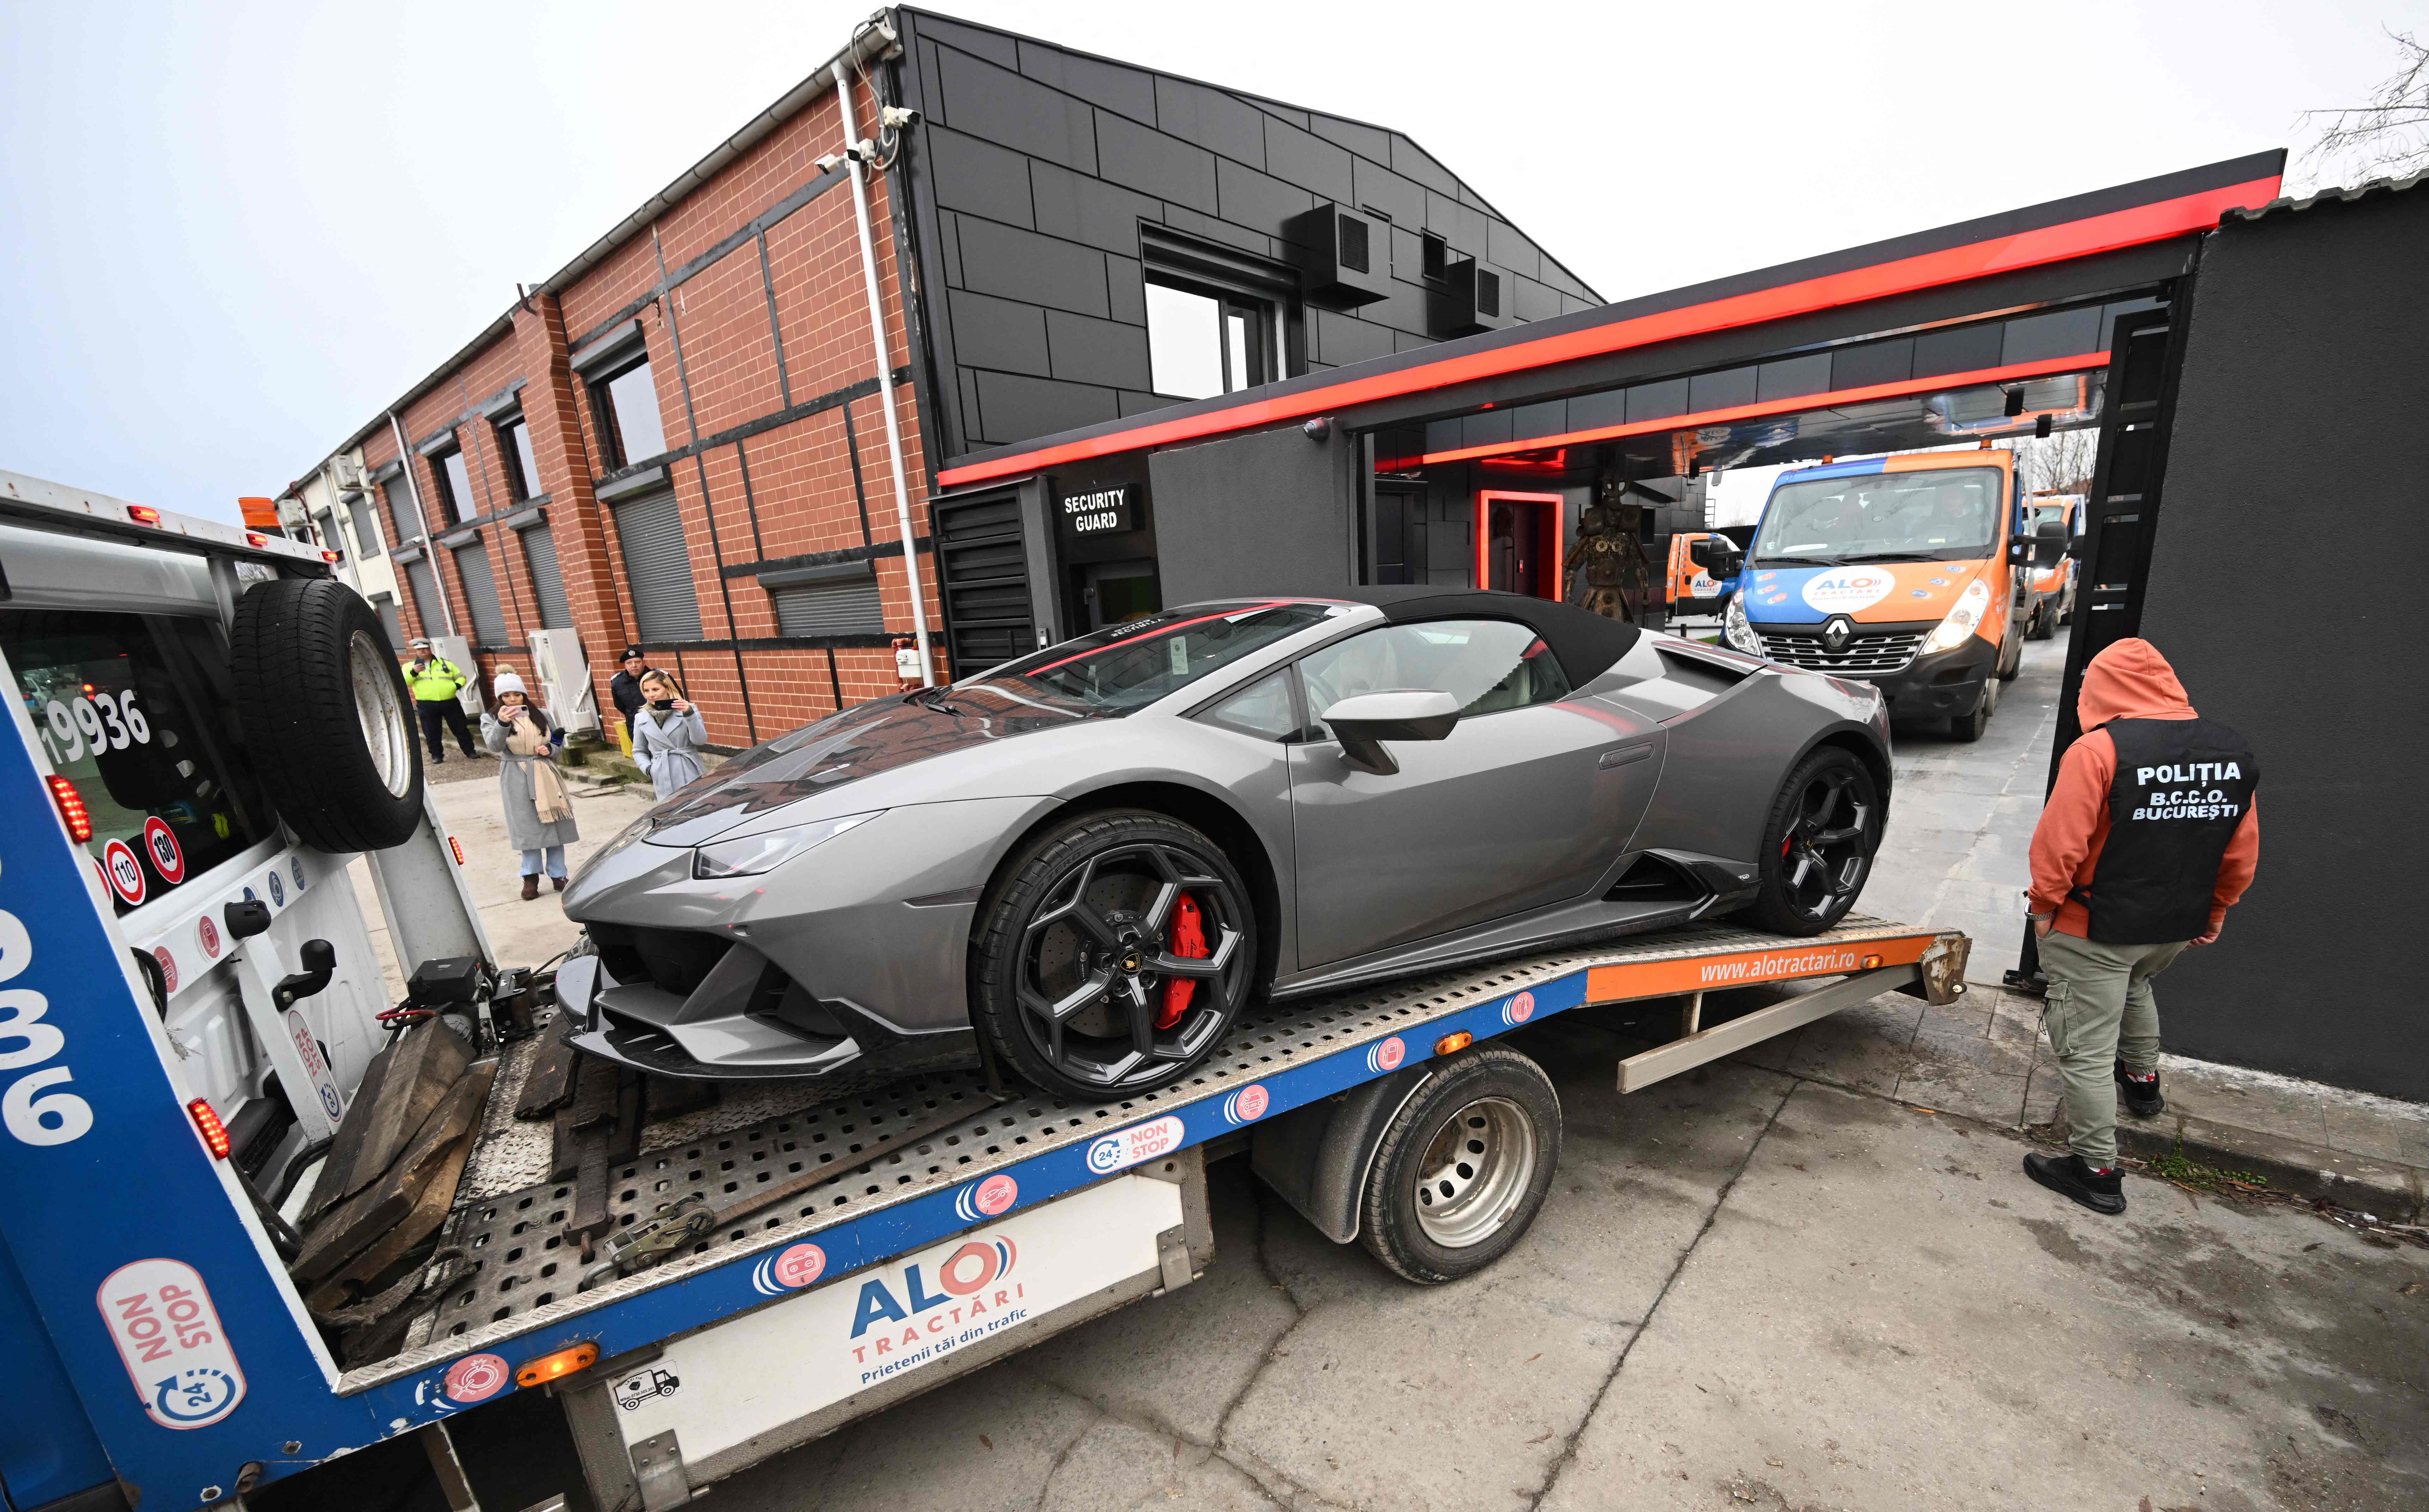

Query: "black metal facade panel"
<box><xmin>1147</xmin><ymin>424</ymin><xmax>1351</xmax><ymax>605</ymax></box>
<box><xmin>2133</xmin><ymin>183</ymin><xmax>2429</xmax><ymax>1100</ymax></box>
<box><xmin>890</xmin><ymin>7</ymin><xmax>1601</xmax><ymax>458</ymax></box>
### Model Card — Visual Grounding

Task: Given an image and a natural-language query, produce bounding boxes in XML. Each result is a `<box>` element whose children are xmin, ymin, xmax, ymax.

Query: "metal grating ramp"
<box><xmin>368</xmin><ymin>916</ymin><xmax>1931</xmax><ymax>1384</ymax></box>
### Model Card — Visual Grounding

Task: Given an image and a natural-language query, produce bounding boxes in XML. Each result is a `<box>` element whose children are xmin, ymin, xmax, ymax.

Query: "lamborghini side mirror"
<box><xmin>1322</xmin><ymin>690</ymin><xmax>1461</xmax><ymax>776</ymax></box>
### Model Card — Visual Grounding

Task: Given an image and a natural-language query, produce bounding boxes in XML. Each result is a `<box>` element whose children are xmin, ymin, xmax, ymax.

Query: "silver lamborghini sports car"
<box><xmin>559</xmin><ymin>587</ymin><xmax>1890</xmax><ymax>1099</ymax></box>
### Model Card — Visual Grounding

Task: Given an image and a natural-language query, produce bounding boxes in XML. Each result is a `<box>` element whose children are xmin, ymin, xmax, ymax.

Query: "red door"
<box><xmin>1474</xmin><ymin>490</ymin><xmax>1565</xmax><ymax>599</ymax></box>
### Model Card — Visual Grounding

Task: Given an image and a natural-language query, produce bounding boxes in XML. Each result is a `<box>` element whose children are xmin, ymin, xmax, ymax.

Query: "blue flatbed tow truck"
<box><xmin>0</xmin><ymin>469</ymin><xmax>1965</xmax><ymax>1512</ymax></box>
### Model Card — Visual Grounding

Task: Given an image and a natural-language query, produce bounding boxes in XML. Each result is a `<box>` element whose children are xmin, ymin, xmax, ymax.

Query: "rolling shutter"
<box><xmin>770</xmin><ymin>574</ymin><xmax>885</xmax><ymax>636</ymax></box>
<box><xmin>453</xmin><ymin>539</ymin><xmax>511</xmax><ymax>647</ymax></box>
<box><xmin>611</xmin><ymin>489</ymin><xmax>703</xmax><ymax>642</ymax></box>
<box><xmin>403</xmin><ymin>556</ymin><xmax>442</xmax><ymax>635</ymax></box>
<box><xmin>933</xmin><ymin>488</ymin><xmax>1033</xmax><ymax>670</ymax></box>
<box><xmin>518</xmin><ymin>523</ymin><xmax>573</xmax><ymax>628</ymax></box>
<box><xmin>372</xmin><ymin>593</ymin><xmax>405</xmax><ymax>650</ymax></box>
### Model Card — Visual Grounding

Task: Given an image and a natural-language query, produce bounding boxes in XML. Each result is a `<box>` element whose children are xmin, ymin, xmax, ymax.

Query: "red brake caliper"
<box><xmin>1157</xmin><ymin>894</ymin><xmax>1207</xmax><ymax>1029</ymax></box>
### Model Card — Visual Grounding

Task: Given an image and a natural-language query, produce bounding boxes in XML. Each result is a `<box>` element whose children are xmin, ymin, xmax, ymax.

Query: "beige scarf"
<box><xmin>505</xmin><ymin>713</ymin><xmax>573</xmax><ymax>823</ymax></box>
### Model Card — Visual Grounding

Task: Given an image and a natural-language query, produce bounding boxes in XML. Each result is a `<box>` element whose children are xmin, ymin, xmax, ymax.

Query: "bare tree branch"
<box><xmin>2295</xmin><ymin>27</ymin><xmax>2429</xmax><ymax>189</ymax></box>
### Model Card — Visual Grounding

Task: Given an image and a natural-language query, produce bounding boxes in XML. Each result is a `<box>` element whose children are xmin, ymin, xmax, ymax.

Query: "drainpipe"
<box><xmin>390</xmin><ymin>410</ymin><xmax>460</xmax><ymax>640</ymax></box>
<box><xmin>832</xmin><ymin>59</ymin><xmax>934</xmax><ymax>685</ymax></box>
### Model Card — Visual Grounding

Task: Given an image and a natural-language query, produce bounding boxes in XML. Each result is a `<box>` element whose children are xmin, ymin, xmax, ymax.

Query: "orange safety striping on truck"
<box><xmin>1584</xmin><ymin>932</ymin><xmax>1937</xmax><ymax>1003</ymax></box>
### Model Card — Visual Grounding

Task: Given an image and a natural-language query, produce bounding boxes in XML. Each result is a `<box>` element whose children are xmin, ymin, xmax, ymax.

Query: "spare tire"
<box><xmin>231</xmin><ymin>576</ymin><xmax>425</xmax><ymax>852</ymax></box>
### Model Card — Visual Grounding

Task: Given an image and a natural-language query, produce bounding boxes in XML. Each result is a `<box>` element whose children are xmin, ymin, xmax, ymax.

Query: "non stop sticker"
<box><xmin>1084</xmin><ymin>1114</ymin><xmax>1185</xmax><ymax>1175</ymax></box>
<box><xmin>96</xmin><ymin>1258</ymin><xmax>247</xmax><ymax>1429</ymax></box>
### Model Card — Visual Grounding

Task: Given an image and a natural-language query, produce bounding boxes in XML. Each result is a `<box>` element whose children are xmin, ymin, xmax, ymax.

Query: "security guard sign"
<box><xmin>1060</xmin><ymin>486</ymin><xmax>1130</xmax><ymax>537</ymax></box>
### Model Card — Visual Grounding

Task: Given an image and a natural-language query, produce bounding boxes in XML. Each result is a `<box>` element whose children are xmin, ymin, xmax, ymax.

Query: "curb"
<box><xmin>2113</xmin><ymin>1113</ymin><xmax>2426</xmax><ymax>1222</ymax></box>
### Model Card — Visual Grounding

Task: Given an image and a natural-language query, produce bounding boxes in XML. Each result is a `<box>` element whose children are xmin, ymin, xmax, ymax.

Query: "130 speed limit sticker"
<box><xmin>142</xmin><ymin>818</ymin><xmax>184</xmax><ymax>885</ymax></box>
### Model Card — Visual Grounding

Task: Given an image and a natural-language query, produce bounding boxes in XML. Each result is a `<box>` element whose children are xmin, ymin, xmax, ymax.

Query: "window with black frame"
<box><xmin>5</xmin><ymin>608</ymin><xmax>277</xmax><ymax>913</ymax></box>
<box><xmin>593</xmin><ymin>358</ymin><xmax>668</xmax><ymax>469</ymax></box>
<box><xmin>1146</xmin><ymin>278</ymin><xmax>1278</xmax><ymax>401</ymax></box>
<box><xmin>495</xmin><ymin>412</ymin><xmax>542</xmax><ymax>501</ymax></box>
<box><xmin>429</xmin><ymin>446</ymin><xmax>473</xmax><ymax>527</ymax></box>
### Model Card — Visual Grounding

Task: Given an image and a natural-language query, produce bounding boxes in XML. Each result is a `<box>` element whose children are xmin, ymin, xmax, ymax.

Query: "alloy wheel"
<box><xmin>1779</xmin><ymin>765</ymin><xmax>1874</xmax><ymax>921</ymax></box>
<box><xmin>1016</xmin><ymin>841</ymin><xmax>1248</xmax><ymax>1091</ymax></box>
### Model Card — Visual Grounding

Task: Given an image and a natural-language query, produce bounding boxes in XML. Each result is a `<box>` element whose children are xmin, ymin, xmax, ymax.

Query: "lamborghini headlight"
<box><xmin>693</xmin><ymin>811</ymin><xmax>881</xmax><ymax>880</ymax></box>
<box><xmin>1922</xmin><ymin>578</ymin><xmax>1993</xmax><ymax>655</ymax></box>
<box><xmin>1724</xmin><ymin>594</ymin><xmax>1764</xmax><ymax>655</ymax></box>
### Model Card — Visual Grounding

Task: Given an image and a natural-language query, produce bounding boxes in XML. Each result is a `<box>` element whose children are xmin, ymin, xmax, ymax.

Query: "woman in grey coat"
<box><xmin>481</xmin><ymin>671</ymin><xmax>581</xmax><ymax>899</ymax></box>
<box><xmin>631</xmin><ymin>669</ymin><xmax>710</xmax><ymax>800</ymax></box>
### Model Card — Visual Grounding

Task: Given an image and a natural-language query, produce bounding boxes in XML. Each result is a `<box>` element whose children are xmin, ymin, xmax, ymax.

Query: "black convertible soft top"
<box><xmin>1319</xmin><ymin>586</ymin><xmax>1643</xmax><ymax>686</ymax></box>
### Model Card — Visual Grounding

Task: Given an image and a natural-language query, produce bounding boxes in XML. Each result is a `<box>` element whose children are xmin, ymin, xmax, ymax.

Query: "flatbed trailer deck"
<box><xmin>346</xmin><ymin>915</ymin><xmax>1964</xmax><ymax>1505</ymax></box>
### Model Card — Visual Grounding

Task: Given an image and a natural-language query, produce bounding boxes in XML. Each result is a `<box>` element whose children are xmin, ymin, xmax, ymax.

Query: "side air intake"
<box><xmin>1605</xmin><ymin>853</ymin><xmax>1709</xmax><ymax>905</ymax></box>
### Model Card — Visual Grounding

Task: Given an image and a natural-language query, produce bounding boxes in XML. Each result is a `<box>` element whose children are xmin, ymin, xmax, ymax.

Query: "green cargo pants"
<box><xmin>2037</xmin><ymin>929</ymin><xmax>2188</xmax><ymax>1167</ymax></box>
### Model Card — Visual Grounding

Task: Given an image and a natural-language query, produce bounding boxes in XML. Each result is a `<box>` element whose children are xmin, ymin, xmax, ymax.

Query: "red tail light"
<box><xmin>127</xmin><ymin>505</ymin><xmax>162</xmax><ymax>525</ymax></box>
<box><xmin>448</xmin><ymin>836</ymin><xmax>466</xmax><ymax>865</ymax></box>
<box><xmin>245</xmin><ymin>531</ymin><xmax>269</xmax><ymax>548</ymax></box>
<box><xmin>187</xmin><ymin>1099</ymin><xmax>232</xmax><ymax>1160</ymax></box>
<box><xmin>46</xmin><ymin>776</ymin><xmax>92</xmax><ymax>842</ymax></box>
<box><xmin>321</xmin><ymin>549</ymin><xmax>343</xmax><ymax>564</ymax></box>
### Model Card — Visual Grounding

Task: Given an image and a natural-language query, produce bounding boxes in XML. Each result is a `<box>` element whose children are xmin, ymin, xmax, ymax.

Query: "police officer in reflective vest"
<box><xmin>403</xmin><ymin>638</ymin><xmax>478</xmax><ymax>763</ymax></box>
<box><xmin>2023</xmin><ymin>637</ymin><xmax>2258</xmax><ymax>1214</ymax></box>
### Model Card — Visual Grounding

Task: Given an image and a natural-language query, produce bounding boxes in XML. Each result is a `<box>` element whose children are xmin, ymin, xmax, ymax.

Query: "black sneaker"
<box><xmin>2114</xmin><ymin>1060</ymin><xmax>2164</xmax><ymax>1118</ymax></box>
<box><xmin>2024</xmin><ymin>1151</ymin><xmax>2126</xmax><ymax>1215</ymax></box>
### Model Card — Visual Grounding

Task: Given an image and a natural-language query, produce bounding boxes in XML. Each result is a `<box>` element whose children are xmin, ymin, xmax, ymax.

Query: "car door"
<box><xmin>1285</xmin><ymin>618</ymin><xmax>1660</xmax><ymax>970</ymax></box>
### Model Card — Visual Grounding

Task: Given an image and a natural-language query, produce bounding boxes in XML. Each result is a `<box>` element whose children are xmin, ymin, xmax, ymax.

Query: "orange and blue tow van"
<box><xmin>2020</xmin><ymin>492</ymin><xmax>2082</xmax><ymax>638</ymax></box>
<box><xmin>1723</xmin><ymin>450</ymin><xmax>2043</xmax><ymax>740</ymax></box>
<box><xmin>1664</xmin><ymin>530</ymin><xmax>1739</xmax><ymax>614</ymax></box>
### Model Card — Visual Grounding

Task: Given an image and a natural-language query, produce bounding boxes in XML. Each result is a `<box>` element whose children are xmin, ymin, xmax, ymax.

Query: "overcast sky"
<box><xmin>1</xmin><ymin>1</ymin><xmax>2418</xmax><ymax>526</ymax></box>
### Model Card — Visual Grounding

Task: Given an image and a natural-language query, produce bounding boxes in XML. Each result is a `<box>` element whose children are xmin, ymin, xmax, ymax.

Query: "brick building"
<box><xmin>290</xmin><ymin>7</ymin><xmax>1595</xmax><ymax>749</ymax></box>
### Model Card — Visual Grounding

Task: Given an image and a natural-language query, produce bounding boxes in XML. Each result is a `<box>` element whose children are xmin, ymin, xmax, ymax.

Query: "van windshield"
<box><xmin>1753</xmin><ymin>466</ymin><xmax>2004</xmax><ymax>566</ymax></box>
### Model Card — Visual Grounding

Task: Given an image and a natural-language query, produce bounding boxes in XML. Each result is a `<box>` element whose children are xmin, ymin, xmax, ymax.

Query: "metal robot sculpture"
<box><xmin>1565</xmin><ymin>483</ymin><xmax>1652</xmax><ymax>623</ymax></box>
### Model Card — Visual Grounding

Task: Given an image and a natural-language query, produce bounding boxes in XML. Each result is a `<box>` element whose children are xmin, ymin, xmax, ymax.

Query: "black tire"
<box><xmin>231</xmin><ymin>577</ymin><xmax>424</xmax><ymax>852</ymax></box>
<box><xmin>972</xmin><ymin>809</ymin><xmax>1259</xmax><ymax>1100</ymax></box>
<box><xmin>1358</xmin><ymin>1048</ymin><xmax>1561</xmax><ymax>1284</ymax></box>
<box><xmin>1996</xmin><ymin>624</ymin><xmax>2023</xmax><ymax>682</ymax></box>
<box><xmin>2029</xmin><ymin>602</ymin><xmax>2058</xmax><ymax>640</ymax></box>
<box><xmin>1746</xmin><ymin>745</ymin><xmax>1883</xmax><ymax>935</ymax></box>
<box><xmin>1950</xmin><ymin>700</ymin><xmax>1990</xmax><ymax>742</ymax></box>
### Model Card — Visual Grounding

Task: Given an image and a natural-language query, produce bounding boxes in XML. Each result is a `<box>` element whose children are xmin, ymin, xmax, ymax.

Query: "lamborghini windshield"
<box><xmin>949</xmin><ymin>601</ymin><xmax>1336</xmax><ymax>716</ymax></box>
<box><xmin>1752</xmin><ymin>466</ymin><xmax>2004</xmax><ymax>566</ymax></box>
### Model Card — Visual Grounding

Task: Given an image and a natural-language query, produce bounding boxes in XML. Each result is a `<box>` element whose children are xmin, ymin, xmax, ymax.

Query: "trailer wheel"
<box><xmin>230</xmin><ymin>576</ymin><xmax>425</xmax><ymax>852</ymax></box>
<box><xmin>1358</xmin><ymin>1048</ymin><xmax>1560</xmax><ymax>1284</ymax></box>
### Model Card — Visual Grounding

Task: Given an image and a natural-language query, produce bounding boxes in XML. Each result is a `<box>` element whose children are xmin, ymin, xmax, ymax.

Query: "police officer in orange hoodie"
<box><xmin>2023</xmin><ymin>638</ymin><xmax>2258</xmax><ymax>1214</ymax></box>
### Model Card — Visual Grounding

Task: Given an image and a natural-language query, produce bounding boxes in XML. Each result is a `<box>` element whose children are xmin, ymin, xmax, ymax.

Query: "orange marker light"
<box><xmin>1861</xmin><ymin>954</ymin><xmax>1884</xmax><ymax>970</ymax></box>
<box><xmin>448</xmin><ymin>835</ymin><xmax>466</xmax><ymax>866</ymax></box>
<box><xmin>127</xmin><ymin>505</ymin><xmax>162</xmax><ymax>525</ymax></box>
<box><xmin>514</xmin><ymin>1341</ymin><xmax>599</xmax><ymax>1389</ymax></box>
<box><xmin>188</xmin><ymin>1099</ymin><xmax>232</xmax><ymax>1159</ymax></box>
<box><xmin>46</xmin><ymin>776</ymin><xmax>92</xmax><ymax>841</ymax></box>
<box><xmin>1434</xmin><ymin>1031</ymin><xmax>1474</xmax><ymax>1056</ymax></box>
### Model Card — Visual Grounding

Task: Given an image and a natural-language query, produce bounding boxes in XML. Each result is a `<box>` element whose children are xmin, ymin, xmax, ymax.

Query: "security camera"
<box><xmin>880</xmin><ymin>105</ymin><xmax>921</xmax><ymax>131</ymax></box>
<box><xmin>815</xmin><ymin>152</ymin><xmax>844</xmax><ymax>173</ymax></box>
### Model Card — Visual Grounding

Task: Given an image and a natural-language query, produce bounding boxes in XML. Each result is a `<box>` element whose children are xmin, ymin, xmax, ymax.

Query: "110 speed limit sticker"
<box><xmin>101</xmin><ymin>840</ymin><xmax>146</xmax><ymax>906</ymax></box>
